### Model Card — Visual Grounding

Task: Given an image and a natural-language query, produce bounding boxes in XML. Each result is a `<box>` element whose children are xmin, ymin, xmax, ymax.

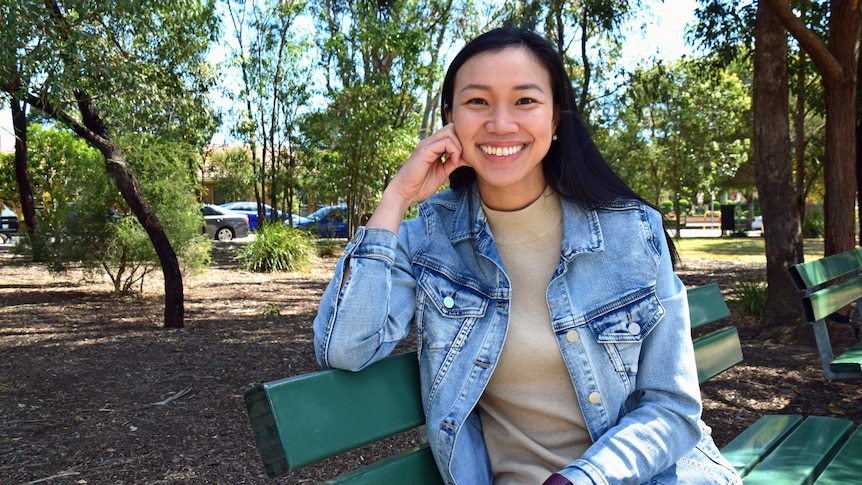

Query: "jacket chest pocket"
<box><xmin>584</xmin><ymin>288</ymin><xmax>664</xmax><ymax>375</ymax></box>
<box><xmin>416</xmin><ymin>268</ymin><xmax>490</xmax><ymax>351</ymax></box>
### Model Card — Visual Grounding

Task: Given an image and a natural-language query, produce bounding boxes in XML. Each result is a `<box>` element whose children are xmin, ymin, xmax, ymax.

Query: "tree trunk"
<box><xmin>753</xmin><ymin>2</ymin><xmax>804</xmax><ymax>326</ymax></box>
<box><xmin>104</xmin><ymin>149</ymin><xmax>184</xmax><ymax>327</ymax></box>
<box><xmin>764</xmin><ymin>0</ymin><xmax>861</xmax><ymax>255</ymax></box>
<box><xmin>28</xmin><ymin>90</ymin><xmax>185</xmax><ymax>327</ymax></box>
<box><xmin>9</xmin><ymin>97</ymin><xmax>45</xmax><ymax>261</ymax></box>
<box><xmin>821</xmin><ymin>0</ymin><xmax>860</xmax><ymax>255</ymax></box>
<box><xmin>857</xmin><ymin>121</ymin><xmax>862</xmax><ymax>247</ymax></box>
<box><xmin>71</xmin><ymin>93</ymin><xmax>185</xmax><ymax>328</ymax></box>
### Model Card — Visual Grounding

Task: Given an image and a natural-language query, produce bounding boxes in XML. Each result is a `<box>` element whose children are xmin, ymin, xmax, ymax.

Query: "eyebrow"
<box><xmin>459</xmin><ymin>83</ymin><xmax>546</xmax><ymax>93</ymax></box>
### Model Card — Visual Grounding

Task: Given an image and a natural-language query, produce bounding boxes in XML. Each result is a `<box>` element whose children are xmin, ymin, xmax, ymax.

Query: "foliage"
<box><xmin>224</xmin><ymin>0</ymin><xmax>311</xmax><ymax>218</ymax></box>
<box><xmin>238</xmin><ymin>221</ymin><xmax>316</xmax><ymax>272</ymax></box>
<box><xmin>802</xmin><ymin>208</ymin><xmax>824</xmax><ymax>239</ymax></box>
<box><xmin>608</xmin><ymin>59</ymin><xmax>751</xmax><ymax>211</ymax></box>
<box><xmin>204</xmin><ymin>147</ymin><xmax>255</xmax><ymax>202</ymax></box>
<box><xmin>660</xmin><ymin>200</ymin><xmax>674</xmax><ymax>214</ymax></box>
<box><xmin>23</xmin><ymin>126</ymin><xmax>210</xmax><ymax>295</ymax></box>
<box><xmin>734</xmin><ymin>277</ymin><xmax>767</xmax><ymax>317</ymax></box>
<box><xmin>304</xmin><ymin>0</ymin><xmax>433</xmax><ymax>234</ymax></box>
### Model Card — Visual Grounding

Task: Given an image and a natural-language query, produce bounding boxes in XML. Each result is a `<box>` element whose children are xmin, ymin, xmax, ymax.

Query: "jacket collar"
<box><xmin>422</xmin><ymin>183</ymin><xmax>604</xmax><ymax>260</ymax></box>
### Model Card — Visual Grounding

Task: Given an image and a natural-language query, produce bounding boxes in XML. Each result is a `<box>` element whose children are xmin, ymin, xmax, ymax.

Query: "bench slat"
<box><xmin>801</xmin><ymin>274</ymin><xmax>862</xmax><ymax>323</ymax></box>
<box><xmin>788</xmin><ymin>247</ymin><xmax>862</xmax><ymax>291</ymax></box>
<box><xmin>740</xmin><ymin>416</ymin><xmax>854</xmax><ymax>484</ymax></box>
<box><xmin>688</xmin><ymin>283</ymin><xmax>731</xmax><ymax>329</ymax></box>
<box><xmin>812</xmin><ymin>426</ymin><xmax>862</xmax><ymax>485</ymax></box>
<box><xmin>320</xmin><ymin>445</ymin><xmax>441</xmax><ymax>485</ymax></box>
<box><xmin>245</xmin><ymin>352</ymin><xmax>426</xmax><ymax>477</ymax></box>
<box><xmin>829</xmin><ymin>340</ymin><xmax>862</xmax><ymax>374</ymax></box>
<box><xmin>693</xmin><ymin>326</ymin><xmax>743</xmax><ymax>384</ymax></box>
<box><xmin>720</xmin><ymin>414</ymin><xmax>803</xmax><ymax>478</ymax></box>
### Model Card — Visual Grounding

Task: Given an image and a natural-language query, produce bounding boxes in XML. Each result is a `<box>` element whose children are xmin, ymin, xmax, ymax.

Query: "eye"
<box><xmin>516</xmin><ymin>97</ymin><xmax>537</xmax><ymax>106</ymax></box>
<box><xmin>466</xmin><ymin>98</ymin><xmax>488</xmax><ymax>106</ymax></box>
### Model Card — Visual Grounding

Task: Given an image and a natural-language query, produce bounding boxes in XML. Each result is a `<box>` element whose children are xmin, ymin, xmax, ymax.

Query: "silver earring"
<box><xmin>552</xmin><ymin>134</ymin><xmax>558</xmax><ymax>141</ymax></box>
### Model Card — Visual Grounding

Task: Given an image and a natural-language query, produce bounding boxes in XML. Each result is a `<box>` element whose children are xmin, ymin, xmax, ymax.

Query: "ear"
<box><xmin>443</xmin><ymin>104</ymin><xmax>452</xmax><ymax>124</ymax></box>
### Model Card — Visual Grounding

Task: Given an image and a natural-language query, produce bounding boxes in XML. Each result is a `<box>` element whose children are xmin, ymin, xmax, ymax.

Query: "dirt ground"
<box><xmin>1</xmin><ymin>241</ymin><xmax>861</xmax><ymax>484</ymax></box>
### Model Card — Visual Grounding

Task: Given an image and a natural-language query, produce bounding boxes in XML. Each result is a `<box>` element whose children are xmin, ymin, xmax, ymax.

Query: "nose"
<box><xmin>485</xmin><ymin>106</ymin><xmax>518</xmax><ymax>134</ymax></box>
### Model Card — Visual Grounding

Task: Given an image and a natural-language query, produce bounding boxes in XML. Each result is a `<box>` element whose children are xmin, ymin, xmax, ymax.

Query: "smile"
<box><xmin>479</xmin><ymin>144</ymin><xmax>525</xmax><ymax>157</ymax></box>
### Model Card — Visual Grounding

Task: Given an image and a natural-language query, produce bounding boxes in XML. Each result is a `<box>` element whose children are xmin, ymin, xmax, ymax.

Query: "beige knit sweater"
<box><xmin>479</xmin><ymin>188</ymin><xmax>592</xmax><ymax>484</ymax></box>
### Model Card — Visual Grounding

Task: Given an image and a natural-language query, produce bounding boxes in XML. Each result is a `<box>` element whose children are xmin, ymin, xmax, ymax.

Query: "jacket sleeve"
<box><xmin>313</xmin><ymin>226</ymin><xmax>418</xmax><ymax>371</ymax></box>
<box><xmin>562</xmin><ymin>210</ymin><xmax>702</xmax><ymax>484</ymax></box>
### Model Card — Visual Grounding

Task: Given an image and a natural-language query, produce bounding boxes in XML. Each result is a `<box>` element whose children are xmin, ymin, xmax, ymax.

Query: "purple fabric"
<box><xmin>543</xmin><ymin>473</ymin><xmax>572</xmax><ymax>485</ymax></box>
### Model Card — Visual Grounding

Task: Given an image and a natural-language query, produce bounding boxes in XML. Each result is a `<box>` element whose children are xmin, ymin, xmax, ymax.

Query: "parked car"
<box><xmin>286</xmin><ymin>213</ymin><xmax>311</xmax><ymax>227</ymax></box>
<box><xmin>202</xmin><ymin>204</ymin><xmax>250</xmax><ymax>241</ymax></box>
<box><xmin>220</xmin><ymin>201</ymin><xmax>309</xmax><ymax>230</ymax></box>
<box><xmin>752</xmin><ymin>215</ymin><xmax>763</xmax><ymax>231</ymax></box>
<box><xmin>296</xmin><ymin>205</ymin><xmax>349</xmax><ymax>238</ymax></box>
<box><xmin>1</xmin><ymin>204</ymin><xmax>19</xmax><ymax>241</ymax></box>
<box><xmin>220</xmin><ymin>201</ymin><xmax>282</xmax><ymax>231</ymax></box>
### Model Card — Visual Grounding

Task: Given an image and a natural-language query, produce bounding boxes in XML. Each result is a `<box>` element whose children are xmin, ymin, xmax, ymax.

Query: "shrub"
<box><xmin>238</xmin><ymin>222</ymin><xmax>316</xmax><ymax>272</ymax></box>
<box><xmin>660</xmin><ymin>200</ymin><xmax>674</xmax><ymax>214</ymax></box>
<box><xmin>802</xmin><ymin>209</ymin><xmax>825</xmax><ymax>238</ymax></box>
<box><xmin>735</xmin><ymin>278</ymin><xmax>767</xmax><ymax>317</ymax></box>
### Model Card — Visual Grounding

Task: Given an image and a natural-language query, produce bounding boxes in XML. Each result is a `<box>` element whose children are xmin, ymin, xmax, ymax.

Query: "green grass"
<box><xmin>675</xmin><ymin>237</ymin><xmax>825</xmax><ymax>263</ymax></box>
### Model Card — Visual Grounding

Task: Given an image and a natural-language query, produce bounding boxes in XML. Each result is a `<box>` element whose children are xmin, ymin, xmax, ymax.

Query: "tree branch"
<box><xmin>24</xmin><ymin>93</ymin><xmax>112</xmax><ymax>154</ymax></box>
<box><xmin>762</xmin><ymin>0</ymin><xmax>843</xmax><ymax>80</ymax></box>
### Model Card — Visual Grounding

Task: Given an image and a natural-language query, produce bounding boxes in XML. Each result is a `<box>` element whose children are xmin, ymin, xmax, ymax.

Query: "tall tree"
<box><xmin>753</xmin><ymin>1</ymin><xmax>804</xmax><ymax>325</ymax></box>
<box><xmin>1</xmin><ymin>0</ymin><xmax>219</xmax><ymax>328</ymax></box>
<box><xmin>763</xmin><ymin>0</ymin><xmax>861</xmax><ymax>255</ymax></box>
<box><xmin>609</xmin><ymin>59</ymin><xmax>750</xmax><ymax>227</ymax></box>
<box><xmin>308</xmin><ymin>0</ymin><xmax>434</xmax><ymax>234</ymax></box>
<box><xmin>225</xmin><ymin>0</ymin><xmax>309</xmax><ymax>221</ymax></box>
<box><xmin>0</xmin><ymin>3</ymin><xmax>45</xmax><ymax>259</ymax></box>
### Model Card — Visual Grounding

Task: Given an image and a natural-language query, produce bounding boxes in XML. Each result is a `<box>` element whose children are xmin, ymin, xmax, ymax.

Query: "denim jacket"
<box><xmin>314</xmin><ymin>185</ymin><xmax>741</xmax><ymax>485</ymax></box>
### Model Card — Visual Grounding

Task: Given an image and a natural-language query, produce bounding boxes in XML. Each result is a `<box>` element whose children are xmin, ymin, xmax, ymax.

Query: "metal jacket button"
<box><xmin>566</xmin><ymin>330</ymin><xmax>579</xmax><ymax>343</ymax></box>
<box><xmin>627</xmin><ymin>322</ymin><xmax>641</xmax><ymax>335</ymax></box>
<box><xmin>443</xmin><ymin>296</ymin><xmax>455</xmax><ymax>309</ymax></box>
<box><xmin>588</xmin><ymin>392</ymin><xmax>602</xmax><ymax>404</ymax></box>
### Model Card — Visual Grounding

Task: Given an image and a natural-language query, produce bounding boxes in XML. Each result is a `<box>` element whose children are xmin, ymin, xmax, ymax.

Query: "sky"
<box><xmin>0</xmin><ymin>0</ymin><xmax>697</xmax><ymax>152</ymax></box>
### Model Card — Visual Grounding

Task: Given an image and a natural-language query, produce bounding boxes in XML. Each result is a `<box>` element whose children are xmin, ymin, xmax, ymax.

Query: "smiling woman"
<box><xmin>312</xmin><ymin>27</ymin><xmax>741</xmax><ymax>485</ymax></box>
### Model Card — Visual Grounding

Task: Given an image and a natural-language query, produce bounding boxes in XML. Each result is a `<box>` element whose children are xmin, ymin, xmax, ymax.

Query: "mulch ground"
<box><xmin>1</xmin><ymin>242</ymin><xmax>860</xmax><ymax>484</ymax></box>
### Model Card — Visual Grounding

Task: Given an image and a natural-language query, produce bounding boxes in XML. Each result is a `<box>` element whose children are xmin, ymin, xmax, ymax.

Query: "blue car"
<box><xmin>296</xmin><ymin>205</ymin><xmax>349</xmax><ymax>238</ymax></box>
<box><xmin>220</xmin><ymin>201</ymin><xmax>284</xmax><ymax>231</ymax></box>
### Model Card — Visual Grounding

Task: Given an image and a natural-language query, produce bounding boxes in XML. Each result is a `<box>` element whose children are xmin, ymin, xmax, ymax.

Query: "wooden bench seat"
<box><xmin>788</xmin><ymin>246</ymin><xmax>862</xmax><ymax>379</ymax></box>
<box><xmin>245</xmin><ymin>283</ymin><xmax>861</xmax><ymax>483</ymax></box>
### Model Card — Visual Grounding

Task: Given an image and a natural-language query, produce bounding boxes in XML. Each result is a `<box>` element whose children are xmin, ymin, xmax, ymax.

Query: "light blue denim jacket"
<box><xmin>314</xmin><ymin>185</ymin><xmax>741</xmax><ymax>485</ymax></box>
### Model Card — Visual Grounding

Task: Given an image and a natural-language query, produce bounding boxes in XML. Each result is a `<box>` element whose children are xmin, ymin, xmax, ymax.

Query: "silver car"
<box><xmin>1</xmin><ymin>204</ymin><xmax>19</xmax><ymax>239</ymax></box>
<box><xmin>202</xmin><ymin>204</ymin><xmax>250</xmax><ymax>241</ymax></box>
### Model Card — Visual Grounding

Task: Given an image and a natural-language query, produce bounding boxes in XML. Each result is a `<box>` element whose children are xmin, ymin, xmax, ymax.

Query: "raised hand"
<box><xmin>366</xmin><ymin>124</ymin><xmax>464</xmax><ymax>232</ymax></box>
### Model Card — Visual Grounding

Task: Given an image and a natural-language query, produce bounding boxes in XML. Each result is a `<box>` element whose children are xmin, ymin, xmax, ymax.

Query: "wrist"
<box><xmin>365</xmin><ymin>187</ymin><xmax>414</xmax><ymax>233</ymax></box>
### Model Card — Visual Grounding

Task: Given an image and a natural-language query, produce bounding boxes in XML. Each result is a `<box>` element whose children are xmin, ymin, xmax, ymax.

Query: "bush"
<box><xmin>238</xmin><ymin>222</ymin><xmax>316</xmax><ymax>272</ymax></box>
<box><xmin>660</xmin><ymin>200</ymin><xmax>674</xmax><ymax>214</ymax></box>
<box><xmin>734</xmin><ymin>278</ymin><xmax>767</xmax><ymax>318</ymax></box>
<box><xmin>802</xmin><ymin>209</ymin><xmax>825</xmax><ymax>238</ymax></box>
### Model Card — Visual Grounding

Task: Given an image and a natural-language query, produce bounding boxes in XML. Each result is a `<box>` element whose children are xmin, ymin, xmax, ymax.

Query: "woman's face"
<box><xmin>449</xmin><ymin>46</ymin><xmax>557</xmax><ymax>211</ymax></box>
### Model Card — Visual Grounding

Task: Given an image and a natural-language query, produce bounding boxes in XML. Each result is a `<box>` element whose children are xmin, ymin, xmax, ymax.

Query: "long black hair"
<box><xmin>441</xmin><ymin>27</ymin><xmax>678</xmax><ymax>262</ymax></box>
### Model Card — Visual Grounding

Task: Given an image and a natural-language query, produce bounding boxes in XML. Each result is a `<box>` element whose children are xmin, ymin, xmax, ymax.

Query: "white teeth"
<box><xmin>480</xmin><ymin>145</ymin><xmax>524</xmax><ymax>157</ymax></box>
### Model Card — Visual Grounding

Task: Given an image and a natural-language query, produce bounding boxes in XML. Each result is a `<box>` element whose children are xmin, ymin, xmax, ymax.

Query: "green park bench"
<box><xmin>245</xmin><ymin>283</ymin><xmax>862</xmax><ymax>484</ymax></box>
<box><xmin>788</xmin><ymin>246</ymin><xmax>862</xmax><ymax>379</ymax></box>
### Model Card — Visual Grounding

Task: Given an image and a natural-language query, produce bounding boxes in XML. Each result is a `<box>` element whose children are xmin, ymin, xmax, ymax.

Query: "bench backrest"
<box><xmin>245</xmin><ymin>283</ymin><xmax>741</xmax><ymax>482</ymax></box>
<box><xmin>788</xmin><ymin>247</ymin><xmax>862</xmax><ymax>323</ymax></box>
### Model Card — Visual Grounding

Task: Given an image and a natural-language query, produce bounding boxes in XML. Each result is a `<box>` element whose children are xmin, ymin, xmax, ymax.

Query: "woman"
<box><xmin>314</xmin><ymin>27</ymin><xmax>741</xmax><ymax>485</ymax></box>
